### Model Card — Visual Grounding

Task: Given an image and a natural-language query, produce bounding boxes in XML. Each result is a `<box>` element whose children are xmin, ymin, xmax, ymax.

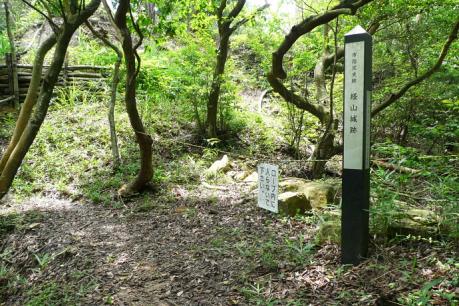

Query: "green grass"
<box><xmin>6</xmin><ymin>84</ymin><xmax>139</xmax><ymax>205</ymax></box>
<box><xmin>1</xmin><ymin>73</ymin><xmax>282</xmax><ymax>206</ymax></box>
<box><xmin>0</xmin><ymin>211</ymin><xmax>43</xmax><ymax>239</ymax></box>
<box><xmin>25</xmin><ymin>274</ymin><xmax>98</xmax><ymax>306</ymax></box>
<box><xmin>371</xmin><ymin>142</ymin><xmax>459</xmax><ymax>241</ymax></box>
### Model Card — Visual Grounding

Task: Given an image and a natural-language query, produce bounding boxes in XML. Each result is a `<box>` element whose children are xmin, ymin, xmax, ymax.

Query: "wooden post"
<box><xmin>11</xmin><ymin>52</ymin><xmax>19</xmax><ymax>107</ymax></box>
<box><xmin>3</xmin><ymin>0</ymin><xmax>19</xmax><ymax>108</ymax></box>
<box><xmin>63</xmin><ymin>52</ymin><xmax>69</xmax><ymax>85</ymax></box>
<box><xmin>341</xmin><ymin>25</ymin><xmax>372</xmax><ymax>265</ymax></box>
<box><xmin>5</xmin><ymin>53</ymin><xmax>13</xmax><ymax>102</ymax></box>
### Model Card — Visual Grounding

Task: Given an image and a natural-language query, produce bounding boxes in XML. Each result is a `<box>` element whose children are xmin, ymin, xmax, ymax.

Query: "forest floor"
<box><xmin>0</xmin><ymin>89</ymin><xmax>458</xmax><ymax>305</ymax></box>
<box><xmin>1</xmin><ymin>180</ymin><xmax>458</xmax><ymax>305</ymax></box>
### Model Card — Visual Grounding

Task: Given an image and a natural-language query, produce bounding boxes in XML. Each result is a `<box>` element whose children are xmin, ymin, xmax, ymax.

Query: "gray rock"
<box><xmin>298</xmin><ymin>182</ymin><xmax>338</xmax><ymax>209</ymax></box>
<box><xmin>243</xmin><ymin>171</ymin><xmax>258</xmax><ymax>183</ymax></box>
<box><xmin>279</xmin><ymin>178</ymin><xmax>310</xmax><ymax>191</ymax></box>
<box><xmin>278</xmin><ymin>192</ymin><xmax>311</xmax><ymax>216</ymax></box>
<box><xmin>206</xmin><ymin>155</ymin><xmax>230</xmax><ymax>176</ymax></box>
<box><xmin>279</xmin><ymin>178</ymin><xmax>339</xmax><ymax>210</ymax></box>
<box><xmin>388</xmin><ymin>207</ymin><xmax>439</xmax><ymax>238</ymax></box>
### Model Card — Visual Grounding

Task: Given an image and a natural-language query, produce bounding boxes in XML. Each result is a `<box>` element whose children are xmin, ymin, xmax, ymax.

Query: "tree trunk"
<box><xmin>207</xmin><ymin>33</ymin><xmax>230</xmax><ymax>139</ymax></box>
<box><xmin>145</xmin><ymin>2</ymin><xmax>156</xmax><ymax>24</ymax></box>
<box><xmin>115</xmin><ymin>0</ymin><xmax>153</xmax><ymax>195</ymax></box>
<box><xmin>108</xmin><ymin>53</ymin><xmax>122</xmax><ymax>167</ymax></box>
<box><xmin>310</xmin><ymin>126</ymin><xmax>339</xmax><ymax>179</ymax></box>
<box><xmin>314</xmin><ymin>24</ymin><xmax>331</xmax><ymax>106</ymax></box>
<box><xmin>0</xmin><ymin>0</ymin><xmax>101</xmax><ymax>200</ymax></box>
<box><xmin>0</xmin><ymin>34</ymin><xmax>57</xmax><ymax>174</ymax></box>
<box><xmin>205</xmin><ymin>0</ymin><xmax>250</xmax><ymax>139</ymax></box>
<box><xmin>85</xmin><ymin>20</ymin><xmax>122</xmax><ymax>168</ymax></box>
<box><xmin>0</xmin><ymin>26</ymin><xmax>79</xmax><ymax>199</ymax></box>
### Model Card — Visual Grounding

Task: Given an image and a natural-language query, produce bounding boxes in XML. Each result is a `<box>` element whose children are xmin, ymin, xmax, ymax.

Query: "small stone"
<box><xmin>226</xmin><ymin>170</ymin><xmax>237</xmax><ymax>178</ymax></box>
<box><xmin>243</xmin><ymin>172</ymin><xmax>258</xmax><ymax>183</ymax></box>
<box><xmin>28</xmin><ymin>223</ymin><xmax>41</xmax><ymax>229</ymax></box>
<box><xmin>206</xmin><ymin>155</ymin><xmax>230</xmax><ymax>175</ymax></box>
<box><xmin>325</xmin><ymin>155</ymin><xmax>343</xmax><ymax>176</ymax></box>
<box><xmin>234</xmin><ymin>171</ymin><xmax>250</xmax><ymax>181</ymax></box>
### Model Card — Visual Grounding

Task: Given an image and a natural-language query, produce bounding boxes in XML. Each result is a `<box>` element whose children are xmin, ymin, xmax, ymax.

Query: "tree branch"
<box><xmin>129</xmin><ymin>6</ymin><xmax>143</xmax><ymax>78</ymax></box>
<box><xmin>21</xmin><ymin>0</ymin><xmax>59</xmax><ymax>31</ymax></box>
<box><xmin>101</xmin><ymin>0</ymin><xmax>123</xmax><ymax>41</ymax></box>
<box><xmin>75</xmin><ymin>0</ymin><xmax>101</xmax><ymax>26</ymax></box>
<box><xmin>267</xmin><ymin>73</ymin><xmax>328</xmax><ymax>123</ymax></box>
<box><xmin>271</xmin><ymin>0</ymin><xmax>373</xmax><ymax>80</ymax></box>
<box><xmin>101</xmin><ymin>0</ymin><xmax>115</xmax><ymax>23</ymax></box>
<box><xmin>216</xmin><ymin>0</ymin><xmax>227</xmax><ymax>20</ymax></box>
<box><xmin>268</xmin><ymin>0</ymin><xmax>373</xmax><ymax>123</ymax></box>
<box><xmin>85</xmin><ymin>20</ymin><xmax>121</xmax><ymax>57</ymax></box>
<box><xmin>228</xmin><ymin>0</ymin><xmax>245</xmax><ymax>20</ymax></box>
<box><xmin>229</xmin><ymin>3</ymin><xmax>269</xmax><ymax>33</ymax></box>
<box><xmin>322</xmin><ymin>19</ymin><xmax>380</xmax><ymax>71</ymax></box>
<box><xmin>329</xmin><ymin>18</ymin><xmax>339</xmax><ymax>127</ymax></box>
<box><xmin>57</xmin><ymin>0</ymin><xmax>67</xmax><ymax>23</ymax></box>
<box><xmin>371</xmin><ymin>19</ymin><xmax>459</xmax><ymax>116</ymax></box>
<box><xmin>129</xmin><ymin>4</ymin><xmax>143</xmax><ymax>52</ymax></box>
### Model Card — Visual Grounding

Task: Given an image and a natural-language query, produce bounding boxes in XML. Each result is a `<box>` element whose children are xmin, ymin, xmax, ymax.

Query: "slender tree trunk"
<box><xmin>85</xmin><ymin>20</ymin><xmax>122</xmax><ymax>167</ymax></box>
<box><xmin>205</xmin><ymin>0</ymin><xmax>252</xmax><ymax>139</ymax></box>
<box><xmin>115</xmin><ymin>0</ymin><xmax>153</xmax><ymax>195</ymax></box>
<box><xmin>207</xmin><ymin>33</ymin><xmax>230</xmax><ymax>139</ymax></box>
<box><xmin>310</xmin><ymin>126</ymin><xmax>340</xmax><ymax>178</ymax></box>
<box><xmin>0</xmin><ymin>27</ymin><xmax>77</xmax><ymax>199</ymax></box>
<box><xmin>314</xmin><ymin>24</ymin><xmax>331</xmax><ymax>106</ymax></box>
<box><xmin>109</xmin><ymin>53</ymin><xmax>122</xmax><ymax>167</ymax></box>
<box><xmin>145</xmin><ymin>2</ymin><xmax>156</xmax><ymax>24</ymax></box>
<box><xmin>310</xmin><ymin>23</ymin><xmax>337</xmax><ymax>178</ymax></box>
<box><xmin>0</xmin><ymin>34</ymin><xmax>57</xmax><ymax>174</ymax></box>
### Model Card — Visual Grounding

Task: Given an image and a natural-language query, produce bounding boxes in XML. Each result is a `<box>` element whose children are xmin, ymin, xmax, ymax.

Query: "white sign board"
<box><xmin>344</xmin><ymin>40</ymin><xmax>369</xmax><ymax>170</ymax></box>
<box><xmin>257</xmin><ymin>163</ymin><xmax>278</xmax><ymax>213</ymax></box>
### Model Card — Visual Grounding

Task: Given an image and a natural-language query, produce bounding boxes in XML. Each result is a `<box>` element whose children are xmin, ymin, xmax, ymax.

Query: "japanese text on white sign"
<box><xmin>257</xmin><ymin>163</ymin><xmax>278</xmax><ymax>213</ymax></box>
<box><xmin>344</xmin><ymin>41</ymin><xmax>368</xmax><ymax>170</ymax></box>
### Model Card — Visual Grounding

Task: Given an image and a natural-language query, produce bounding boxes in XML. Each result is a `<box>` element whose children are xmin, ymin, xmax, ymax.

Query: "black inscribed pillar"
<box><xmin>341</xmin><ymin>25</ymin><xmax>372</xmax><ymax>265</ymax></box>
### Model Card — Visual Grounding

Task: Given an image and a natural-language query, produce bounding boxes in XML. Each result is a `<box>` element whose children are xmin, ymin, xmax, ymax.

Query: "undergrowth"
<box><xmin>1</xmin><ymin>76</ymin><xmax>278</xmax><ymax>206</ymax></box>
<box><xmin>371</xmin><ymin>142</ymin><xmax>459</xmax><ymax>241</ymax></box>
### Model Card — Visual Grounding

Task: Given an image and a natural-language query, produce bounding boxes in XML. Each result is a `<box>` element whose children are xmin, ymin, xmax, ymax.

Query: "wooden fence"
<box><xmin>0</xmin><ymin>53</ymin><xmax>109</xmax><ymax>108</ymax></box>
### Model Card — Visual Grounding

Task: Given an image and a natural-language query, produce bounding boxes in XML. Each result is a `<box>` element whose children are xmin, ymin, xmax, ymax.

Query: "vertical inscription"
<box><xmin>344</xmin><ymin>41</ymin><xmax>365</xmax><ymax>170</ymax></box>
<box><xmin>257</xmin><ymin>163</ymin><xmax>279</xmax><ymax>213</ymax></box>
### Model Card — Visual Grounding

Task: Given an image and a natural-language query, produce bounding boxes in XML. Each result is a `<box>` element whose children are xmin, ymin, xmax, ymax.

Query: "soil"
<box><xmin>1</xmin><ymin>180</ymin><xmax>457</xmax><ymax>305</ymax></box>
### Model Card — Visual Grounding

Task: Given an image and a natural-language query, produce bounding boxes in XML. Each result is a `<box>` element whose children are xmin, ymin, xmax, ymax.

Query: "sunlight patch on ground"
<box><xmin>0</xmin><ymin>195</ymin><xmax>80</xmax><ymax>215</ymax></box>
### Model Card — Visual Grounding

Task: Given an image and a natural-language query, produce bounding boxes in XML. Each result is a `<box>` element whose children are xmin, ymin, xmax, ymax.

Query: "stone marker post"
<box><xmin>341</xmin><ymin>25</ymin><xmax>372</xmax><ymax>265</ymax></box>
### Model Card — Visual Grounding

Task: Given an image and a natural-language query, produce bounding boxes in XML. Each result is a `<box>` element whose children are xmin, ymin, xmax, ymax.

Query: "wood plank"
<box><xmin>0</xmin><ymin>95</ymin><xmax>14</xmax><ymax>106</ymax></box>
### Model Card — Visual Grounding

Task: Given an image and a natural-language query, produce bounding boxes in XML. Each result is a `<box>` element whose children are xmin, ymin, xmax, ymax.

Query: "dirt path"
<box><xmin>1</xmin><ymin>181</ymin><xmax>458</xmax><ymax>305</ymax></box>
<box><xmin>1</xmin><ymin>184</ymin><xmax>265</xmax><ymax>305</ymax></box>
